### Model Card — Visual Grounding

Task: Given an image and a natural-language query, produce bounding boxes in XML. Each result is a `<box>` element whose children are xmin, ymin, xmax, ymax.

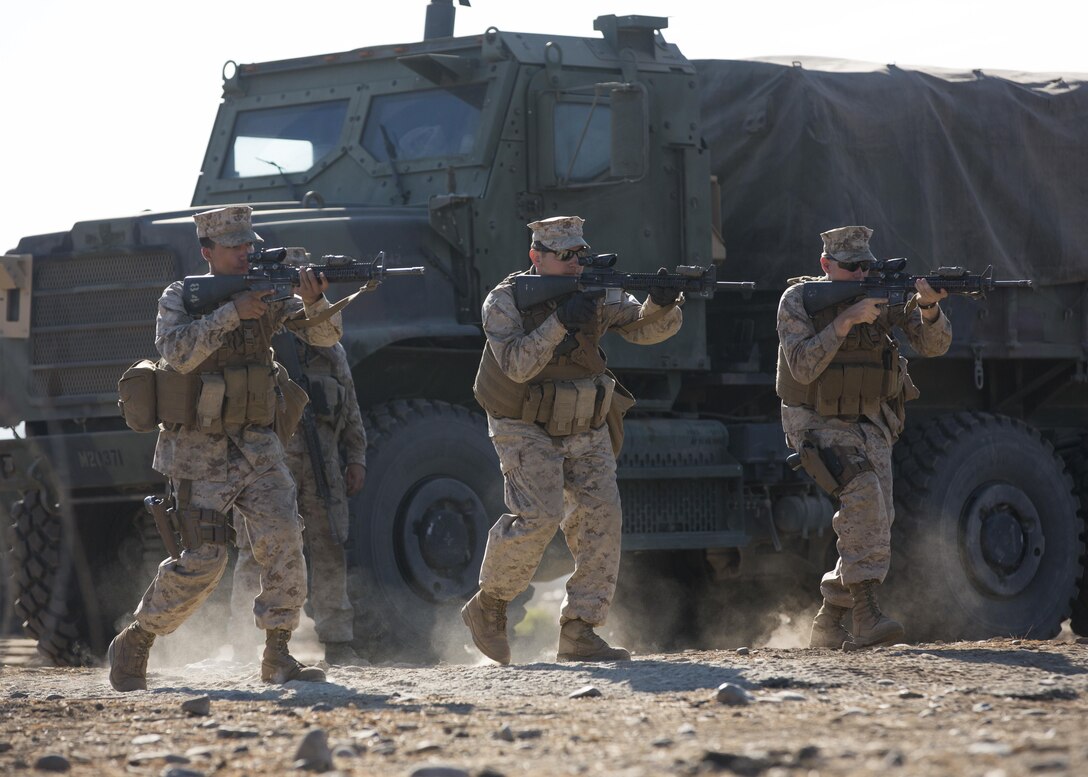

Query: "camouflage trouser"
<box><xmin>232</xmin><ymin>441</ymin><xmax>353</xmax><ymax>643</ymax></box>
<box><xmin>788</xmin><ymin>421</ymin><xmax>894</xmax><ymax>608</ymax></box>
<box><xmin>135</xmin><ymin>458</ymin><xmax>307</xmax><ymax>635</ymax></box>
<box><xmin>480</xmin><ymin>416</ymin><xmax>622</xmax><ymax>626</ymax></box>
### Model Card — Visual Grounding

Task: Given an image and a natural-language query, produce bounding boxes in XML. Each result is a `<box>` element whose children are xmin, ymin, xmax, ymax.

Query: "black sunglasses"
<box><xmin>534</xmin><ymin>242</ymin><xmax>587</xmax><ymax>262</ymax></box>
<box><xmin>836</xmin><ymin>259</ymin><xmax>873</xmax><ymax>272</ymax></box>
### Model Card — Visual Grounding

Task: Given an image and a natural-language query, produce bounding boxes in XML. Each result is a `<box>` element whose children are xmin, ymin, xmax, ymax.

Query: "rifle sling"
<box><xmin>611</xmin><ymin>299</ymin><xmax>679</xmax><ymax>336</ymax></box>
<box><xmin>286</xmin><ymin>285</ymin><xmax>372</xmax><ymax>330</ymax></box>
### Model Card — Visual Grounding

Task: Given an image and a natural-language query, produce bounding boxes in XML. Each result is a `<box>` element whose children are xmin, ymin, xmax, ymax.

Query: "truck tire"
<box><xmin>347</xmin><ymin>399</ymin><xmax>503</xmax><ymax>662</ymax></box>
<box><xmin>1057</xmin><ymin>435</ymin><xmax>1088</xmax><ymax>636</ymax></box>
<box><xmin>889</xmin><ymin>412</ymin><xmax>1084</xmax><ymax>641</ymax></box>
<box><xmin>9</xmin><ymin>494</ymin><xmax>165</xmax><ymax>666</ymax></box>
<box><xmin>9</xmin><ymin>491</ymin><xmax>93</xmax><ymax>666</ymax></box>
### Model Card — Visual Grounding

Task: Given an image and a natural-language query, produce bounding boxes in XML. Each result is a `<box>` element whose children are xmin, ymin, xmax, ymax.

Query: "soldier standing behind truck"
<box><xmin>462</xmin><ymin>216</ymin><xmax>684</xmax><ymax>664</ymax></box>
<box><xmin>230</xmin><ymin>337</ymin><xmax>368</xmax><ymax>666</ymax></box>
<box><xmin>776</xmin><ymin>226</ymin><xmax>951</xmax><ymax>650</ymax></box>
<box><xmin>108</xmin><ymin>206</ymin><xmax>342</xmax><ymax>691</ymax></box>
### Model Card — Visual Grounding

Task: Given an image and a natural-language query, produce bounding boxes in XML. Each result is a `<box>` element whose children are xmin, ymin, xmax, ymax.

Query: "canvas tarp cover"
<box><xmin>694</xmin><ymin>58</ymin><xmax>1088</xmax><ymax>288</ymax></box>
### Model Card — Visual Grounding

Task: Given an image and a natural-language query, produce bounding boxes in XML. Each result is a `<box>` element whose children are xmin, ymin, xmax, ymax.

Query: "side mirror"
<box><xmin>609</xmin><ymin>84</ymin><xmax>647</xmax><ymax>180</ymax></box>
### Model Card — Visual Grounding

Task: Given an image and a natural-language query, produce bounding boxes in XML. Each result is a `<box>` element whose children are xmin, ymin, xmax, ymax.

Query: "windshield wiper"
<box><xmin>378</xmin><ymin>124</ymin><xmax>410</xmax><ymax>205</ymax></box>
<box><xmin>257</xmin><ymin>157</ymin><xmax>298</xmax><ymax>201</ymax></box>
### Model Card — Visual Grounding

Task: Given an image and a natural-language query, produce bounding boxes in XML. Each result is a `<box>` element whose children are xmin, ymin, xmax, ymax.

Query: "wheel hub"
<box><xmin>397</xmin><ymin>477</ymin><xmax>486</xmax><ymax>603</ymax></box>
<box><xmin>961</xmin><ymin>483</ymin><xmax>1044</xmax><ymax>597</ymax></box>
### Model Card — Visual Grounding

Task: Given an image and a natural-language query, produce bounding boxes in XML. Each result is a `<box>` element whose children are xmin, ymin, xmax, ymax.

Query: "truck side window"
<box><xmin>553</xmin><ymin>102</ymin><xmax>611</xmax><ymax>183</ymax></box>
<box><xmin>222</xmin><ymin>100</ymin><xmax>349</xmax><ymax>179</ymax></box>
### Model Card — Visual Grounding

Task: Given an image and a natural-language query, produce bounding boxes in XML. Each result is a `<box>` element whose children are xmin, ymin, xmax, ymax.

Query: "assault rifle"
<box><xmin>513</xmin><ymin>253</ymin><xmax>755</xmax><ymax>309</ymax></box>
<box><xmin>182</xmin><ymin>247</ymin><xmax>425</xmax><ymax>315</ymax></box>
<box><xmin>800</xmin><ymin>259</ymin><xmax>1032</xmax><ymax>315</ymax></box>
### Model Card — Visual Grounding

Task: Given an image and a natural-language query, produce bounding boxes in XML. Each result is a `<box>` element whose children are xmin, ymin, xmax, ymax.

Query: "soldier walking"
<box><xmin>108</xmin><ymin>206</ymin><xmax>343</xmax><ymax>691</ymax></box>
<box><xmin>230</xmin><ymin>338</ymin><xmax>368</xmax><ymax>666</ymax></box>
<box><xmin>776</xmin><ymin>226</ymin><xmax>951</xmax><ymax>649</ymax></box>
<box><xmin>462</xmin><ymin>216</ymin><xmax>684</xmax><ymax>664</ymax></box>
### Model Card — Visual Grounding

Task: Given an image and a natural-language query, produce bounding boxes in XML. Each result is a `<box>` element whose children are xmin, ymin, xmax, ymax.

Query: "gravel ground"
<box><xmin>1</xmin><ymin>629</ymin><xmax>1086</xmax><ymax>777</ymax></box>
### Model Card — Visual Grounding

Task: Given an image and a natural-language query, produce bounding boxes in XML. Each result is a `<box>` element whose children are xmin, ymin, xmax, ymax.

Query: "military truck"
<box><xmin>2</xmin><ymin>0</ymin><xmax>1085</xmax><ymax>664</ymax></box>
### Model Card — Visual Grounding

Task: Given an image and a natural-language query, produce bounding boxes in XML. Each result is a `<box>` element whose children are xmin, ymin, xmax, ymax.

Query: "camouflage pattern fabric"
<box><xmin>777</xmin><ymin>280</ymin><xmax>951</xmax><ymax>444</ymax></box>
<box><xmin>481</xmin><ymin>419</ymin><xmax>622</xmax><ymax>625</ymax></box>
<box><xmin>152</xmin><ymin>282</ymin><xmax>342</xmax><ymax>481</ymax></box>
<box><xmin>193</xmin><ymin>205</ymin><xmax>262</xmax><ymax>246</ymax></box>
<box><xmin>477</xmin><ymin>280</ymin><xmax>682</xmax><ymax>625</ymax></box>
<box><xmin>776</xmin><ymin>276</ymin><xmax>952</xmax><ymax>603</ymax></box>
<box><xmin>231</xmin><ymin>342</ymin><xmax>366</xmax><ymax>644</ymax></box>
<box><xmin>136</xmin><ymin>279</ymin><xmax>341</xmax><ymax>639</ymax></box>
<box><xmin>482</xmin><ymin>280</ymin><xmax>682</xmax><ymax>382</ymax></box>
<box><xmin>527</xmin><ymin>215</ymin><xmax>590</xmax><ymax>251</ymax></box>
<box><xmin>135</xmin><ymin>458</ymin><xmax>305</xmax><ymax>634</ymax></box>
<box><xmin>787</xmin><ymin>422</ymin><xmax>894</xmax><ymax>607</ymax></box>
<box><xmin>820</xmin><ymin>225</ymin><xmax>876</xmax><ymax>263</ymax></box>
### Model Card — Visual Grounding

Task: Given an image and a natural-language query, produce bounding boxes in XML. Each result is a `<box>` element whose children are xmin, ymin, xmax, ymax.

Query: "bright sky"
<box><xmin>3</xmin><ymin>0</ymin><xmax>1086</xmax><ymax>254</ymax></box>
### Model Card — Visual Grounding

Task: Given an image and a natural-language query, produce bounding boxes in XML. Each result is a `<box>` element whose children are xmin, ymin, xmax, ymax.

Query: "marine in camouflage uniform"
<box><xmin>776</xmin><ymin>226</ymin><xmax>952</xmax><ymax>650</ymax></box>
<box><xmin>230</xmin><ymin>339</ymin><xmax>368</xmax><ymax>666</ymax></box>
<box><xmin>462</xmin><ymin>216</ymin><xmax>684</xmax><ymax>664</ymax></box>
<box><xmin>108</xmin><ymin>206</ymin><xmax>342</xmax><ymax>691</ymax></box>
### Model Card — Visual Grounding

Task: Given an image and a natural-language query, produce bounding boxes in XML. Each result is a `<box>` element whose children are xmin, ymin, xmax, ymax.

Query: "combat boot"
<box><xmin>845</xmin><ymin>580</ymin><xmax>905</xmax><ymax>650</ymax></box>
<box><xmin>261</xmin><ymin>629</ymin><xmax>327</xmax><ymax>683</ymax></box>
<box><xmin>324</xmin><ymin>641</ymin><xmax>366</xmax><ymax>666</ymax></box>
<box><xmin>461</xmin><ymin>590</ymin><xmax>511</xmax><ymax>665</ymax></box>
<box><xmin>108</xmin><ymin>621</ymin><xmax>156</xmax><ymax>692</ymax></box>
<box><xmin>808</xmin><ymin>601</ymin><xmax>851</xmax><ymax>648</ymax></box>
<box><xmin>557</xmin><ymin>619</ymin><xmax>631</xmax><ymax>662</ymax></box>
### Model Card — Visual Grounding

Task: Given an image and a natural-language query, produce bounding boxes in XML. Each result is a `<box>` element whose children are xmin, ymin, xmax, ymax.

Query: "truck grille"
<box><xmin>616</xmin><ymin>418</ymin><xmax>744</xmax><ymax>535</ymax></box>
<box><xmin>620</xmin><ymin>479</ymin><xmax>733</xmax><ymax>533</ymax></box>
<box><xmin>30</xmin><ymin>251</ymin><xmax>176</xmax><ymax>403</ymax></box>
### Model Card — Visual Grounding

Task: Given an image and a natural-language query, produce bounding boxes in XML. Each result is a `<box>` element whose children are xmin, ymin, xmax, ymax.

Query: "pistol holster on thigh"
<box><xmin>787</xmin><ymin>432</ymin><xmax>873</xmax><ymax>499</ymax></box>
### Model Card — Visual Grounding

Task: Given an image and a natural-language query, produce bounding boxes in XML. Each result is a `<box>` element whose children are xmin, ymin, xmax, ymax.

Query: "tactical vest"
<box><xmin>775</xmin><ymin>280</ymin><xmax>902</xmax><ymax>419</ymax></box>
<box><xmin>119</xmin><ymin>307</ymin><xmax>308</xmax><ymax>440</ymax></box>
<box><xmin>473</xmin><ymin>272</ymin><xmax>617</xmax><ymax>438</ymax></box>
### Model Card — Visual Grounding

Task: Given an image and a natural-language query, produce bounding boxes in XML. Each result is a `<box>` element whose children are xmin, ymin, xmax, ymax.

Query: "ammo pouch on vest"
<box><xmin>787</xmin><ymin>432</ymin><xmax>873</xmax><ymax>498</ymax></box>
<box><xmin>814</xmin><ymin>350</ymin><xmax>900</xmax><ymax>418</ymax></box>
<box><xmin>886</xmin><ymin>355</ymin><xmax>921</xmax><ymax>430</ymax></box>
<box><xmin>273</xmin><ymin>363</ymin><xmax>310</xmax><ymax>444</ymax></box>
<box><xmin>118</xmin><ymin>359</ymin><xmax>160</xmax><ymax>432</ymax></box>
<box><xmin>604</xmin><ymin>375</ymin><xmax>636</xmax><ymax>457</ymax></box>
<box><xmin>521</xmin><ymin>373</ymin><xmax>618</xmax><ymax>437</ymax></box>
<box><xmin>146</xmin><ymin>363</ymin><xmax>294</xmax><ymax>433</ymax></box>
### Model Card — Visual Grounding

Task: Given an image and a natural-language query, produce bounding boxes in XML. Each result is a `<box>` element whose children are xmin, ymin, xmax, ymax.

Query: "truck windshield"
<box><xmin>362</xmin><ymin>83</ymin><xmax>487</xmax><ymax>162</ymax></box>
<box><xmin>222</xmin><ymin>100</ymin><xmax>349</xmax><ymax>178</ymax></box>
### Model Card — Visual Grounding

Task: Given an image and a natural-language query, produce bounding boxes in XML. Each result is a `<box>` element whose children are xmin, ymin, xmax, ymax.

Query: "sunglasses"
<box><xmin>836</xmin><ymin>259</ymin><xmax>873</xmax><ymax>272</ymax></box>
<box><xmin>534</xmin><ymin>242</ymin><xmax>587</xmax><ymax>262</ymax></box>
